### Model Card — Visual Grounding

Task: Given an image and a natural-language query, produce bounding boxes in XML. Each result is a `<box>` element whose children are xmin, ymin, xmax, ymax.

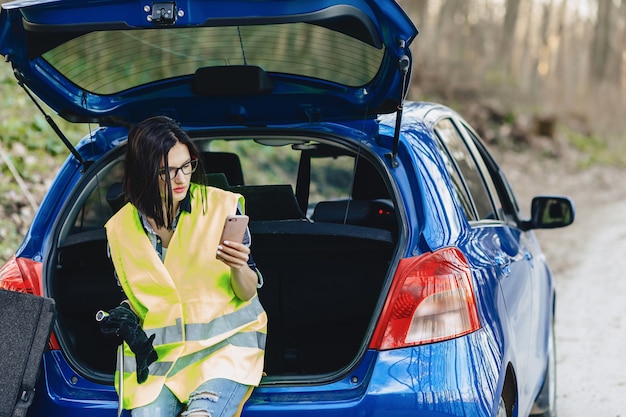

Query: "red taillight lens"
<box><xmin>0</xmin><ymin>255</ymin><xmax>43</xmax><ymax>295</ymax></box>
<box><xmin>370</xmin><ymin>247</ymin><xmax>481</xmax><ymax>350</ymax></box>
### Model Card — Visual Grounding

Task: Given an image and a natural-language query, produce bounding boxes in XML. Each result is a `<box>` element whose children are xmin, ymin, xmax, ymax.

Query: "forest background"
<box><xmin>1</xmin><ymin>0</ymin><xmax>626</xmax><ymax>259</ymax></box>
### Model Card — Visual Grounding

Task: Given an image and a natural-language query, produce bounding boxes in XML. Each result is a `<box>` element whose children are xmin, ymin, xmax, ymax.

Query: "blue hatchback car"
<box><xmin>0</xmin><ymin>1</ymin><xmax>573</xmax><ymax>416</ymax></box>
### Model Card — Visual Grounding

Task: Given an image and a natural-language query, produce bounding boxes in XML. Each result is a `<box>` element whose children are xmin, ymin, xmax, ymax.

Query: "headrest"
<box><xmin>202</xmin><ymin>151</ymin><xmax>245</xmax><ymax>186</ymax></box>
<box><xmin>205</xmin><ymin>173</ymin><xmax>229</xmax><ymax>189</ymax></box>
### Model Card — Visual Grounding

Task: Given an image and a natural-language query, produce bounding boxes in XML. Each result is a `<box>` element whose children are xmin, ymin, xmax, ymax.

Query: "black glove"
<box><xmin>98</xmin><ymin>304</ymin><xmax>132</xmax><ymax>344</ymax></box>
<box><xmin>97</xmin><ymin>304</ymin><xmax>158</xmax><ymax>384</ymax></box>
<box><xmin>132</xmin><ymin>333</ymin><xmax>158</xmax><ymax>384</ymax></box>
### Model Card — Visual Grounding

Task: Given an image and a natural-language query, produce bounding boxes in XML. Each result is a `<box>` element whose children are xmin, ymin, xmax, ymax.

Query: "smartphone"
<box><xmin>219</xmin><ymin>214</ymin><xmax>249</xmax><ymax>243</ymax></box>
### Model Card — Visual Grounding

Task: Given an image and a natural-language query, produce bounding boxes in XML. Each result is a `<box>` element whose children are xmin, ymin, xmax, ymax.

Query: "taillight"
<box><xmin>0</xmin><ymin>255</ymin><xmax>60</xmax><ymax>350</ymax></box>
<box><xmin>370</xmin><ymin>247</ymin><xmax>481</xmax><ymax>350</ymax></box>
<box><xmin>0</xmin><ymin>255</ymin><xmax>43</xmax><ymax>295</ymax></box>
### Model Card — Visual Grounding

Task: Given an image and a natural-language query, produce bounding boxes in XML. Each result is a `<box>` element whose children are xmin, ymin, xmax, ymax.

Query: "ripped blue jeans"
<box><xmin>131</xmin><ymin>379</ymin><xmax>250</xmax><ymax>417</ymax></box>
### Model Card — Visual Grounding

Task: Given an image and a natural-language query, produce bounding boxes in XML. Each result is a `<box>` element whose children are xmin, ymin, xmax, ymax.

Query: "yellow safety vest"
<box><xmin>105</xmin><ymin>184</ymin><xmax>267</xmax><ymax>409</ymax></box>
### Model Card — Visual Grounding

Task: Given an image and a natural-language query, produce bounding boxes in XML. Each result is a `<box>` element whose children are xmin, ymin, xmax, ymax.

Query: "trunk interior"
<box><xmin>49</xmin><ymin>138</ymin><xmax>399</xmax><ymax>383</ymax></box>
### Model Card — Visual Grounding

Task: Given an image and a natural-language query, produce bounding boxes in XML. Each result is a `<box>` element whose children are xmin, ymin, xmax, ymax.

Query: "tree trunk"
<box><xmin>498</xmin><ymin>0</ymin><xmax>523</xmax><ymax>72</ymax></box>
<box><xmin>589</xmin><ymin>0</ymin><xmax>613</xmax><ymax>83</ymax></box>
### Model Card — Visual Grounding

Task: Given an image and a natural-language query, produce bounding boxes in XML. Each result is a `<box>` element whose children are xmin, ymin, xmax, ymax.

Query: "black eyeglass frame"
<box><xmin>158</xmin><ymin>158</ymin><xmax>198</xmax><ymax>180</ymax></box>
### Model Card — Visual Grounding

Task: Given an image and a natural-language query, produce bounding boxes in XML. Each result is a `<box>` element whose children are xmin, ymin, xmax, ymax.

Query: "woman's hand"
<box><xmin>217</xmin><ymin>240</ymin><xmax>258</xmax><ymax>300</ymax></box>
<box><xmin>216</xmin><ymin>240</ymin><xmax>249</xmax><ymax>269</ymax></box>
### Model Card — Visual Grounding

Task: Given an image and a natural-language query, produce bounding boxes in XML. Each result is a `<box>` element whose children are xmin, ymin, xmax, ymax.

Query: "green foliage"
<box><xmin>560</xmin><ymin>126</ymin><xmax>626</xmax><ymax>169</ymax></box>
<box><xmin>0</xmin><ymin>217</ymin><xmax>22</xmax><ymax>261</ymax></box>
<box><xmin>0</xmin><ymin>62</ymin><xmax>82</xmax><ymax>258</ymax></box>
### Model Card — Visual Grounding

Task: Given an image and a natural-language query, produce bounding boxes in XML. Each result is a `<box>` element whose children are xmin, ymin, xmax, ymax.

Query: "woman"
<box><xmin>102</xmin><ymin>115</ymin><xmax>267</xmax><ymax>417</ymax></box>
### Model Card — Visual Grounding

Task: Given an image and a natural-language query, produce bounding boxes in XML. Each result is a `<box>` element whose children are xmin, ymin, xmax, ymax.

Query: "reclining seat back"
<box><xmin>202</xmin><ymin>152</ymin><xmax>305</xmax><ymax>221</ymax></box>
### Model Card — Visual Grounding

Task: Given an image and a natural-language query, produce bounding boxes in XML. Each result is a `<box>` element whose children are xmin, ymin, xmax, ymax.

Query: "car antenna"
<box><xmin>14</xmin><ymin>72</ymin><xmax>91</xmax><ymax>170</ymax></box>
<box><xmin>387</xmin><ymin>53</ymin><xmax>411</xmax><ymax>168</ymax></box>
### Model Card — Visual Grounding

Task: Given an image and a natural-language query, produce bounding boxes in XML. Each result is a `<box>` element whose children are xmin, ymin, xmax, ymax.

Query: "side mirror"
<box><xmin>520</xmin><ymin>196</ymin><xmax>575</xmax><ymax>231</ymax></box>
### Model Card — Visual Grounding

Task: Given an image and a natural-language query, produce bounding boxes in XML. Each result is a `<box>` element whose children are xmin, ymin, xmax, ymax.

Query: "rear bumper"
<box><xmin>245</xmin><ymin>329</ymin><xmax>502</xmax><ymax>416</ymax></box>
<box><xmin>31</xmin><ymin>330</ymin><xmax>501</xmax><ymax>417</ymax></box>
<box><xmin>29</xmin><ymin>351</ymin><xmax>119</xmax><ymax>417</ymax></box>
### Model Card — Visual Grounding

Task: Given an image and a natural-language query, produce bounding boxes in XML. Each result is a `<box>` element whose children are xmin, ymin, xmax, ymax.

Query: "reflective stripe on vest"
<box><xmin>106</xmin><ymin>184</ymin><xmax>267</xmax><ymax>409</ymax></box>
<box><xmin>124</xmin><ymin>331</ymin><xmax>268</xmax><ymax>376</ymax></box>
<box><xmin>149</xmin><ymin>296</ymin><xmax>266</xmax><ymax>345</ymax></box>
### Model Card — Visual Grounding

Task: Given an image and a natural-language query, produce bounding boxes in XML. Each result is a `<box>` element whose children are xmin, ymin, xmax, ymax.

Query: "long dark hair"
<box><xmin>123</xmin><ymin>116</ymin><xmax>205</xmax><ymax>229</ymax></box>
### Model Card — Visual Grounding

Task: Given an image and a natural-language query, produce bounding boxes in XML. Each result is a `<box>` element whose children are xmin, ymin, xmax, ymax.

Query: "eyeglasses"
<box><xmin>158</xmin><ymin>158</ymin><xmax>198</xmax><ymax>180</ymax></box>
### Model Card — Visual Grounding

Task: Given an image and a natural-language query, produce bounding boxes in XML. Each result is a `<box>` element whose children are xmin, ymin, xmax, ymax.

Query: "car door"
<box><xmin>433</xmin><ymin>118</ymin><xmax>537</xmax><ymax>392</ymax></box>
<box><xmin>459</xmin><ymin>123</ymin><xmax>551</xmax><ymax>399</ymax></box>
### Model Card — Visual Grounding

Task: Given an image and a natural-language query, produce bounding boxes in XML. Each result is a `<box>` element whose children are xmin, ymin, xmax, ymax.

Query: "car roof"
<box><xmin>0</xmin><ymin>0</ymin><xmax>418</xmax><ymax>126</ymax></box>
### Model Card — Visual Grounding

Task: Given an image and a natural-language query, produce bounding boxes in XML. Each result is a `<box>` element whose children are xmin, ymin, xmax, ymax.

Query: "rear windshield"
<box><xmin>42</xmin><ymin>23</ymin><xmax>385</xmax><ymax>95</ymax></box>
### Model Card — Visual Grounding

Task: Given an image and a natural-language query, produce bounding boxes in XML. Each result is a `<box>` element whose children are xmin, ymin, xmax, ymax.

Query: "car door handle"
<box><xmin>495</xmin><ymin>255</ymin><xmax>512</xmax><ymax>277</ymax></box>
<box><xmin>523</xmin><ymin>250</ymin><xmax>534</xmax><ymax>267</ymax></box>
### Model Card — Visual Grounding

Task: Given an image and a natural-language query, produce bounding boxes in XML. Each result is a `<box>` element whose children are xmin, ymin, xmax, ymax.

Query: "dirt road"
<box><xmin>498</xmin><ymin>149</ymin><xmax>626</xmax><ymax>416</ymax></box>
<box><xmin>553</xmin><ymin>197</ymin><xmax>626</xmax><ymax>417</ymax></box>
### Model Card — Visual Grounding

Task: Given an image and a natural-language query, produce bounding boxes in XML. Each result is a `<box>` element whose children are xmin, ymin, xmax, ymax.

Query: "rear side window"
<box><xmin>432</xmin><ymin>130</ymin><xmax>476</xmax><ymax>221</ymax></box>
<box><xmin>309</xmin><ymin>154</ymin><xmax>355</xmax><ymax>204</ymax></box>
<box><xmin>434</xmin><ymin>119</ymin><xmax>496</xmax><ymax>221</ymax></box>
<box><xmin>459</xmin><ymin>124</ymin><xmax>508</xmax><ymax>219</ymax></box>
